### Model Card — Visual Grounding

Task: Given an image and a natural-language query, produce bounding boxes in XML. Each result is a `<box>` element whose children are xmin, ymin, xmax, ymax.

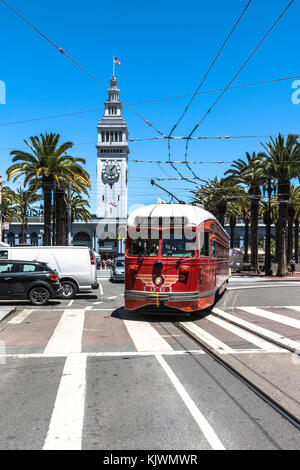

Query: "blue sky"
<box><xmin>0</xmin><ymin>0</ymin><xmax>300</xmax><ymax>213</ymax></box>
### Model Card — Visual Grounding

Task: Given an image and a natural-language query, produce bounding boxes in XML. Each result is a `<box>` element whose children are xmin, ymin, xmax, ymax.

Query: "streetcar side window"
<box><xmin>211</xmin><ymin>240</ymin><xmax>217</xmax><ymax>258</ymax></box>
<box><xmin>199</xmin><ymin>231</ymin><xmax>210</xmax><ymax>257</ymax></box>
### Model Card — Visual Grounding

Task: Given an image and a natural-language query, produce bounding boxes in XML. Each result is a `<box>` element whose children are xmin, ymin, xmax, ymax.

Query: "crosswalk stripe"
<box><xmin>180</xmin><ymin>321</ymin><xmax>234</xmax><ymax>353</ymax></box>
<box><xmin>121</xmin><ymin>314</ymin><xmax>173</xmax><ymax>352</ymax></box>
<box><xmin>43</xmin><ymin>354</ymin><xmax>86</xmax><ymax>450</ymax></box>
<box><xmin>238</xmin><ymin>307</ymin><xmax>300</xmax><ymax>330</ymax></box>
<box><xmin>44</xmin><ymin>309</ymin><xmax>85</xmax><ymax>354</ymax></box>
<box><xmin>213</xmin><ymin>308</ymin><xmax>300</xmax><ymax>351</ymax></box>
<box><xmin>156</xmin><ymin>354</ymin><xmax>225</xmax><ymax>450</ymax></box>
<box><xmin>206</xmin><ymin>315</ymin><xmax>281</xmax><ymax>351</ymax></box>
<box><xmin>8</xmin><ymin>310</ymin><xmax>32</xmax><ymax>324</ymax></box>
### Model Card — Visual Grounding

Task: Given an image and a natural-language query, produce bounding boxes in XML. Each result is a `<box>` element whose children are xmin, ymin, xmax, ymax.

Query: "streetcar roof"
<box><xmin>127</xmin><ymin>204</ymin><xmax>217</xmax><ymax>227</ymax></box>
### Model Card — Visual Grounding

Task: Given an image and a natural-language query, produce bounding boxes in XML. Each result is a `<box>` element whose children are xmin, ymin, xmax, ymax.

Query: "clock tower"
<box><xmin>96</xmin><ymin>76</ymin><xmax>129</xmax><ymax>221</ymax></box>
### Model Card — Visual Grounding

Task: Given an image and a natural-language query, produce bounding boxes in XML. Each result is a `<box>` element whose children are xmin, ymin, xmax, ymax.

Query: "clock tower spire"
<box><xmin>96</xmin><ymin>76</ymin><xmax>129</xmax><ymax>221</ymax></box>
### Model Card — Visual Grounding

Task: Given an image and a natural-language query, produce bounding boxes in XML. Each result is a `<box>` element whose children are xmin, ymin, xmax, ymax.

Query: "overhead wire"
<box><xmin>0</xmin><ymin>74</ymin><xmax>298</xmax><ymax>129</ymax></box>
<box><xmin>184</xmin><ymin>0</ymin><xmax>296</xmax><ymax>177</ymax></box>
<box><xmin>167</xmin><ymin>0</ymin><xmax>253</xmax><ymax>180</ymax></box>
<box><xmin>0</xmin><ymin>0</ymin><xmax>165</xmax><ymax>137</ymax></box>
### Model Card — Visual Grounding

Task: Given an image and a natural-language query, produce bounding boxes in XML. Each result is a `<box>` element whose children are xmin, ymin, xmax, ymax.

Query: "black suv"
<box><xmin>0</xmin><ymin>260</ymin><xmax>62</xmax><ymax>306</ymax></box>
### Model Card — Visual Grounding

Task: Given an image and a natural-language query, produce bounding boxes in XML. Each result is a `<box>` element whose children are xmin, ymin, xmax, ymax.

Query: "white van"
<box><xmin>0</xmin><ymin>246</ymin><xmax>99</xmax><ymax>299</ymax></box>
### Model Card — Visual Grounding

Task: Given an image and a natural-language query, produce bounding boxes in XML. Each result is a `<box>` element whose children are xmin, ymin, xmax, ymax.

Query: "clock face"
<box><xmin>102</xmin><ymin>160</ymin><xmax>120</xmax><ymax>181</ymax></box>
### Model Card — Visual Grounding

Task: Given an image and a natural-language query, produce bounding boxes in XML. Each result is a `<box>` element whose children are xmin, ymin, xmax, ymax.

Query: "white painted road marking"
<box><xmin>213</xmin><ymin>308</ymin><xmax>300</xmax><ymax>351</ymax></box>
<box><xmin>67</xmin><ymin>300</ymin><xmax>74</xmax><ymax>308</ymax></box>
<box><xmin>239</xmin><ymin>306</ymin><xmax>300</xmax><ymax>330</ymax></box>
<box><xmin>43</xmin><ymin>354</ymin><xmax>86</xmax><ymax>450</ymax></box>
<box><xmin>44</xmin><ymin>309</ymin><xmax>85</xmax><ymax>354</ymax></box>
<box><xmin>122</xmin><ymin>315</ymin><xmax>173</xmax><ymax>352</ymax></box>
<box><xmin>207</xmin><ymin>315</ymin><xmax>282</xmax><ymax>352</ymax></box>
<box><xmin>99</xmin><ymin>283</ymin><xmax>103</xmax><ymax>295</ymax></box>
<box><xmin>8</xmin><ymin>309</ymin><xmax>32</xmax><ymax>324</ymax></box>
<box><xmin>180</xmin><ymin>321</ymin><xmax>234</xmax><ymax>353</ymax></box>
<box><xmin>156</xmin><ymin>354</ymin><xmax>225</xmax><ymax>450</ymax></box>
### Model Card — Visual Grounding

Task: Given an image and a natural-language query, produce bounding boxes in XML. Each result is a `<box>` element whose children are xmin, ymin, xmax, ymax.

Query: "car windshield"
<box><xmin>161</xmin><ymin>230</ymin><xmax>196</xmax><ymax>257</ymax></box>
<box><xmin>116</xmin><ymin>260</ymin><xmax>125</xmax><ymax>268</ymax></box>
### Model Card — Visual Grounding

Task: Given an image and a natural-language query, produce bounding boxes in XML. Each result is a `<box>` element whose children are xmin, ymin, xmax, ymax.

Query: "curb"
<box><xmin>0</xmin><ymin>307</ymin><xmax>16</xmax><ymax>323</ymax></box>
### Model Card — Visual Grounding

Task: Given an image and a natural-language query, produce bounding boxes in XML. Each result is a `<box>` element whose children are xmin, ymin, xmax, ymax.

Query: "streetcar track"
<box><xmin>174</xmin><ymin>320</ymin><xmax>300</xmax><ymax>430</ymax></box>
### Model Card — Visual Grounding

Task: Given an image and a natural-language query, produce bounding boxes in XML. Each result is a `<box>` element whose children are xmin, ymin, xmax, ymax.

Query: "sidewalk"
<box><xmin>232</xmin><ymin>271</ymin><xmax>300</xmax><ymax>281</ymax></box>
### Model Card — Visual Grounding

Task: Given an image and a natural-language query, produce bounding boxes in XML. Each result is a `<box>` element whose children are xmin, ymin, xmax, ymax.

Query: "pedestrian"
<box><xmin>290</xmin><ymin>256</ymin><xmax>296</xmax><ymax>276</ymax></box>
<box><xmin>102</xmin><ymin>258</ymin><xmax>106</xmax><ymax>270</ymax></box>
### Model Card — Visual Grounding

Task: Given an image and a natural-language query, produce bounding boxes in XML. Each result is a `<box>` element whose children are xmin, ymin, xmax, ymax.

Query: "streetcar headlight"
<box><xmin>153</xmin><ymin>276</ymin><xmax>164</xmax><ymax>286</ymax></box>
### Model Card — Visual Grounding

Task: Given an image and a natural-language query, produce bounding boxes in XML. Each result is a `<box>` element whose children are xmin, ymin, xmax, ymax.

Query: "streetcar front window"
<box><xmin>128</xmin><ymin>237</ymin><xmax>159</xmax><ymax>257</ymax></box>
<box><xmin>161</xmin><ymin>230</ymin><xmax>196</xmax><ymax>257</ymax></box>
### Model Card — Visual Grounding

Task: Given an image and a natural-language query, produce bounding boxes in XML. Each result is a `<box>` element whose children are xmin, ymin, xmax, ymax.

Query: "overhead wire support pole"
<box><xmin>184</xmin><ymin>0</ymin><xmax>296</xmax><ymax>167</ymax></box>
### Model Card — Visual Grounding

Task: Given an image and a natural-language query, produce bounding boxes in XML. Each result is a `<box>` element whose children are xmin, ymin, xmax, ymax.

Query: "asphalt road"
<box><xmin>0</xmin><ymin>277</ymin><xmax>299</xmax><ymax>450</ymax></box>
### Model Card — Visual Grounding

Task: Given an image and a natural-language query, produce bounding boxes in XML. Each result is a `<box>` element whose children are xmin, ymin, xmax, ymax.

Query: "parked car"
<box><xmin>110</xmin><ymin>256</ymin><xmax>125</xmax><ymax>282</ymax></box>
<box><xmin>0</xmin><ymin>246</ymin><xmax>99</xmax><ymax>299</ymax></box>
<box><xmin>229</xmin><ymin>248</ymin><xmax>244</xmax><ymax>272</ymax></box>
<box><xmin>0</xmin><ymin>260</ymin><xmax>62</xmax><ymax>306</ymax></box>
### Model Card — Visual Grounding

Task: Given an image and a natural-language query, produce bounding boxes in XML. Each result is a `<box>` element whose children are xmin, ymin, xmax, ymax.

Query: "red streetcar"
<box><xmin>125</xmin><ymin>204</ymin><xmax>230</xmax><ymax>312</ymax></box>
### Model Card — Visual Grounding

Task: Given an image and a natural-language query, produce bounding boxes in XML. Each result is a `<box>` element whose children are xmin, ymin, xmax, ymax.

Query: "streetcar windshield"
<box><xmin>161</xmin><ymin>230</ymin><xmax>196</xmax><ymax>257</ymax></box>
<box><xmin>128</xmin><ymin>237</ymin><xmax>159</xmax><ymax>257</ymax></box>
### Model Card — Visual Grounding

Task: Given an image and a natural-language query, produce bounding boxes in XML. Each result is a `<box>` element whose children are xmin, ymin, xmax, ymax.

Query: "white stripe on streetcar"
<box><xmin>180</xmin><ymin>321</ymin><xmax>234</xmax><ymax>353</ymax></box>
<box><xmin>44</xmin><ymin>309</ymin><xmax>85</xmax><ymax>354</ymax></box>
<box><xmin>43</xmin><ymin>354</ymin><xmax>86</xmax><ymax>450</ymax></box>
<box><xmin>238</xmin><ymin>306</ymin><xmax>300</xmax><ymax>330</ymax></box>
<box><xmin>122</xmin><ymin>315</ymin><xmax>173</xmax><ymax>352</ymax></box>
<box><xmin>8</xmin><ymin>310</ymin><xmax>33</xmax><ymax>324</ymax></box>
<box><xmin>156</xmin><ymin>354</ymin><xmax>225</xmax><ymax>450</ymax></box>
<box><xmin>206</xmin><ymin>315</ymin><xmax>281</xmax><ymax>352</ymax></box>
<box><xmin>213</xmin><ymin>308</ymin><xmax>300</xmax><ymax>351</ymax></box>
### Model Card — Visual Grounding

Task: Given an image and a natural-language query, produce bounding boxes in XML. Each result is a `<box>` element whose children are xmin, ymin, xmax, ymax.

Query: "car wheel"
<box><xmin>61</xmin><ymin>281</ymin><xmax>78</xmax><ymax>299</ymax></box>
<box><xmin>29</xmin><ymin>286</ymin><xmax>50</xmax><ymax>306</ymax></box>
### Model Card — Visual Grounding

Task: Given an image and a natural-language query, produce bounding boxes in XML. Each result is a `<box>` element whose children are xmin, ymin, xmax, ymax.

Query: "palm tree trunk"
<box><xmin>250</xmin><ymin>192</ymin><xmax>260</xmax><ymax>273</ymax></box>
<box><xmin>20</xmin><ymin>223</ymin><xmax>26</xmax><ymax>245</ymax></box>
<box><xmin>42</xmin><ymin>177</ymin><xmax>53</xmax><ymax>246</ymax></box>
<box><xmin>230</xmin><ymin>218</ymin><xmax>236</xmax><ymax>249</ymax></box>
<box><xmin>217</xmin><ymin>202</ymin><xmax>226</xmax><ymax>227</ymax></box>
<box><xmin>295</xmin><ymin>218</ymin><xmax>299</xmax><ymax>263</ymax></box>
<box><xmin>243</xmin><ymin>218</ymin><xmax>249</xmax><ymax>263</ymax></box>
<box><xmin>276</xmin><ymin>181</ymin><xmax>289</xmax><ymax>276</ymax></box>
<box><xmin>56</xmin><ymin>188</ymin><xmax>66</xmax><ymax>246</ymax></box>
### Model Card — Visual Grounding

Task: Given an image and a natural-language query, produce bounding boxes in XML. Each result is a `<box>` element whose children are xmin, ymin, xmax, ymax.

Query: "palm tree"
<box><xmin>10</xmin><ymin>188</ymin><xmax>42</xmax><ymax>244</ymax></box>
<box><xmin>71</xmin><ymin>193</ymin><xmax>92</xmax><ymax>223</ymax></box>
<box><xmin>261</xmin><ymin>133</ymin><xmax>300</xmax><ymax>276</ymax></box>
<box><xmin>7</xmin><ymin>133</ymin><xmax>90</xmax><ymax>246</ymax></box>
<box><xmin>225</xmin><ymin>152</ymin><xmax>265</xmax><ymax>273</ymax></box>
<box><xmin>191</xmin><ymin>177</ymin><xmax>243</xmax><ymax>227</ymax></box>
<box><xmin>1</xmin><ymin>186</ymin><xmax>16</xmax><ymax>240</ymax></box>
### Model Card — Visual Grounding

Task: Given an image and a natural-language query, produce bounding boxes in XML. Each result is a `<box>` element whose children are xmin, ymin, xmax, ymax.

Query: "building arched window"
<box><xmin>7</xmin><ymin>232</ymin><xmax>15</xmax><ymax>247</ymax></box>
<box><xmin>30</xmin><ymin>233</ymin><xmax>38</xmax><ymax>246</ymax></box>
